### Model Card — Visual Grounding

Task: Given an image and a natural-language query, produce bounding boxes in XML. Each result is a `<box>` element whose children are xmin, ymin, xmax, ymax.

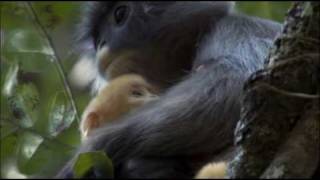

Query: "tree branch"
<box><xmin>229</xmin><ymin>2</ymin><xmax>320</xmax><ymax>178</ymax></box>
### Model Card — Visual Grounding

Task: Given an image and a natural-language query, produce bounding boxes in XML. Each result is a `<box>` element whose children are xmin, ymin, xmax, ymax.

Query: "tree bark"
<box><xmin>229</xmin><ymin>2</ymin><xmax>320</xmax><ymax>178</ymax></box>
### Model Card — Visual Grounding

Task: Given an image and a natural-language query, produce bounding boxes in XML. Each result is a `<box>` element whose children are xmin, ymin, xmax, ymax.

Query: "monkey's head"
<box><xmin>104</xmin><ymin>74</ymin><xmax>159</xmax><ymax>108</ymax></box>
<box><xmin>78</xmin><ymin>2</ymin><xmax>234</xmax><ymax>89</ymax></box>
<box><xmin>80</xmin><ymin>74</ymin><xmax>158</xmax><ymax>139</ymax></box>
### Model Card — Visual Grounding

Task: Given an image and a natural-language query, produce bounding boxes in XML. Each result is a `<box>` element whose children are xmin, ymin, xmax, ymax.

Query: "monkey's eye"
<box><xmin>114</xmin><ymin>5</ymin><xmax>129</xmax><ymax>25</ymax></box>
<box><xmin>131</xmin><ymin>89</ymin><xmax>144</xmax><ymax>97</ymax></box>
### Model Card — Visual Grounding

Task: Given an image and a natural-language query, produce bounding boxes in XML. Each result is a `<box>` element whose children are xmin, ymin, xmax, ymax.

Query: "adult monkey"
<box><xmin>57</xmin><ymin>1</ymin><xmax>282</xmax><ymax>178</ymax></box>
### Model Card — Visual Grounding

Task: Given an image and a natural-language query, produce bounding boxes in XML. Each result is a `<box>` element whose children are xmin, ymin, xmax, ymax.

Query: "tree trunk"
<box><xmin>229</xmin><ymin>2</ymin><xmax>320</xmax><ymax>178</ymax></box>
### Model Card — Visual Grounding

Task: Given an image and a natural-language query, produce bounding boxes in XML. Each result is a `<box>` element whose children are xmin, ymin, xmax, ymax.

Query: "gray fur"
<box><xmin>57</xmin><ymin>2</ymin><xmax>282</xmax><ymax>178</ymax></box>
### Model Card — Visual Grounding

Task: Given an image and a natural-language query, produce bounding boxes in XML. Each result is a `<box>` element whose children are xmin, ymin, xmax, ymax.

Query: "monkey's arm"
<box><xmin>86</xmin><ymin>56</ymin><xmax>249</xmax><ymax>163</ymax></box>
<box><xmin>56</xmin><ymin>59</ymin><xmax>246</xmax><ymax>178</ymax></box>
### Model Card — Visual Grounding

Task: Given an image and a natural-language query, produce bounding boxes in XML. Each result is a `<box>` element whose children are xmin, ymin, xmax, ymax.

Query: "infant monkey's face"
<box><xmin>105</xmin><ymin>74</ymin><xmax>159</xmax><ymax>108</ymax></box>
<box><xmin>95</xmin><ymin>74</ymin><xmax>159</xmax><ymax>113</ymax></box>
<box><xmin>80</xmin><ymin>74</ymin><xmax>159</xmax><ymax>140</ymax></box>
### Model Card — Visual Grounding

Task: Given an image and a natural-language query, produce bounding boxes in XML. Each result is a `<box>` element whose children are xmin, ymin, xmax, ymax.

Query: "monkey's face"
<box><xmin>84</xmin><ymin>2</ymin><xmax>176</xmax><ymax>89</ymax></box>
<box><xmin>109</xmin><ymin>74</ymin><xmax>159</xmax><ymax>108</ymax></box>
<box><xmin>80</xmin><ymin>2</ymin><xmax>233</xmax><ymax>89</ymax></box>
<box><xmin>80</xmin><ymin>74</ymin><xmax>158</xmax><ymax>139</ymax></box>
<box><xmin>96</xmin><ymin>74</ymin><xmax>159</xmax><ymax>111</ymax></box>
<box><xmin>126</xmin><ymin>80</ymin><xmax>159</xmax><ymax>108</ymax></box>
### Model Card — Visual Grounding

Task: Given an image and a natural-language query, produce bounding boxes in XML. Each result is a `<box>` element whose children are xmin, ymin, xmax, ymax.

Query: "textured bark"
<box><xmin>229</xmin><ymin>2</ymin><xmax>320</xmax><ymax>178</ymax></box>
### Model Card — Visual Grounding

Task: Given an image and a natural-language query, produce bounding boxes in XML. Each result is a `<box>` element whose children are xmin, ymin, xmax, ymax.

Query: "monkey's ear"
<box><xmin>83</xmin><ymin>112</ymin><xmax>100</xmax><ymax>137</ymax></box>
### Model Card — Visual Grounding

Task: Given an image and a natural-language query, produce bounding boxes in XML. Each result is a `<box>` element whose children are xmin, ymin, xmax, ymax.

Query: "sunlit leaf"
<box><xmin>19</xmin><ymin>140</ymin><xmax>73</xmax><ymax>176</ymax></box>
<box><xmin>7</xmin><ymin>83</ymin><xmax>40</xmax><ymax>128</ymax></box>
<box><xmin>0</xmin><ymin>119</ymin><xmax>19</xmax><ymax>139</ymax></box>
<box><xmin>1</xmin><ymin>3</ymin><xmax>52</xmax><ymax>56</ymax></box>
<box><xmin>73</xmin><ymin>151</ymin><xmax>114</xmax><ymax>178</ymax></box>
<box><xmin>2</xmin><ymin>29</ymin><xmax>53</xmax><ymax>56</ymax></box>
<box><xmin>19</xmin><ymin>121</ymin><xmax>80</xmax><ymax>176</ymax></box>
<box><xmin>48</xmin><ymin>91</ymin><xmax>76</xmax><ymax>137</ymax></box>
<box><xmin>16</xmin><ymin>84</ymin><xmax>40</xmax><ymax>113</ymax></box>
<box><xmin>17</xmin><ymin>132</ymin><xmax>43</xmax><ymax>174</ymax></box>
<box><xmin>54</xmin><ymin>121</ymin><xmax>80</xmax><ymax>148</ymax></box>
<box><xmin>0</xmin><ymin>131</ymin><xmax>24</xmax><ymax>178</ymax></box>
<box><xmin>2</xmin><ymin>63</ymin><xmax>19</xmax><ymax>97</ymax></box>
<box><xmin>1</xmin><ymin>3</ymin><xmax>31</xmax><ymax>29</ymax></box>
<box><xmin>0</xmin><ymin>135</ymin><xmax>18</xmax><ymax>164</ymax></box>
<box><xmin>1</xmin><ymin>2</ymin><xmax>83</xmax><ymax>178</ymax></box>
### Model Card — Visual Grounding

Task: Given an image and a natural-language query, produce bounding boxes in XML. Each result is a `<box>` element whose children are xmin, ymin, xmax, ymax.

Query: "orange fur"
<box><xmin>80</xmin><ymin>74</ymin><xmax>158</xmax><ymax>141</ymax></box>
<box><xmin>195</xmin><ymin>162</ymin><xmax>228</xmax><ymax>179</ymax></box>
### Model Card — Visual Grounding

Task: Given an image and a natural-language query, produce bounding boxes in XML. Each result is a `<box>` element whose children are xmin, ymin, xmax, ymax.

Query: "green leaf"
<box><xmin>1</xmin><ymin>4</ymin><xmax>52</xmax><ymax>55</ymax></box>
<box><xmin>54</xmin><ymin>120</ymin><xmax>80</xmax><ymax>148</ymax></box>
<box><xmin>19</xmin><ymin>141</ymin><xmax>71</xmax><ymax>176</ymax></box>
<box><xmin>1</xmin><ymin>2</ymin><xmax>83</xmax><ymax>178</ymax></box>
<box><xmin>48</xmin><ymin>91</ymin><xmax>76</xmax><ymax>137</ymax></box>
<box><xmin>16</xmin><ymin>132</ymin><xmax>43</xmax><ymax>174</ymax></box>
<box><xmin>2</xmin><ymin>62</ymin><xmax>19</xmax><ymax>97</ymax></box>
<box><xmin>0</xmin><ymin>134</ymin><xmax>20</xmax><ymax>178</ymax></box>
<box><xmin>0</xmin><ymin>119</ymin><xmax>19</xmax><ymax>139</ymax></box>
<box><xmin>73</xmin><ymin>151</ymin><xmax>114</xmax><ymax>178</ymax></box>
<box><xmin>1</xmin><ymin>3</ymin><xmax>32</xmax><ymax>29</ymax></box>
<box><xmin>17</xmin><ymin>121</ymin><xmax>80</xmax><ymax>176</ymax></box>
<box><xmin>2</xmin><ymin>29</ymin><xmax>53</xmax><ymax>56</ymax></box>
<box><xmin>7</xmin><ymin>83</ymin><xmax>40</xmax><ymax>128</ymax></box>
<box><xmin>0</xmin><ymin>134</ymin><xmax>18</xmax><ymax>164</ymax></box>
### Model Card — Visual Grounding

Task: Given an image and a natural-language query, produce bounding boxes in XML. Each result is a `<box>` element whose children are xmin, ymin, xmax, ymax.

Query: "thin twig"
<box><xmin>24</xmin><ymin>2</ymin><xmax>81</xmax><ymax>124</ymax></box>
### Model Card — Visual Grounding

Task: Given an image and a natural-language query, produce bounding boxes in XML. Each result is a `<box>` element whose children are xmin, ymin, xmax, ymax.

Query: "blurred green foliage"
<box><xmin>0</xmin><ymin>1</ymin><xmax>291</xmax><ymax>178</ymax></box>
<box><xmin>237</xmin><ymin>1</ymin><xmax>291</xmax><ymax>22</ymax></box>
<box><xmin>73</xmin><ymin>151</ymin><xmax>114</xmax><ymax>178</ymax></box>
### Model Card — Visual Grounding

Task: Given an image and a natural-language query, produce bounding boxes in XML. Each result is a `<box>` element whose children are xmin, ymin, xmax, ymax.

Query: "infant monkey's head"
<box><xmin>80</xmin><ymin>74</ymin><xmax>158</xmax><ymax>140</ymax></box>
<box><xmin>104</xmin><ymin>74</ymin><xmax>159</xmax><ymax>107</ymax></box>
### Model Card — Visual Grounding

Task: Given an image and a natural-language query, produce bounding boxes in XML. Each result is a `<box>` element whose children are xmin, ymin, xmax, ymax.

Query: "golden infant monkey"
<box><xmin>80</xmin><ymin>74</ymin><xmax>159</xmax><ymax>141</ymax></box>
<box><xmin>80</xmin><ymin>73</ymin><xmax>227</xmax><ymax>178</ymax></box>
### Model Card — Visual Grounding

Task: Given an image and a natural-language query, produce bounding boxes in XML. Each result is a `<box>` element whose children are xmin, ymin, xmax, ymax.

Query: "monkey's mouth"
<box><xmin>96</xmin><ymin>46</ymin><xmax>114</xmax><ymax>75</ymax></box>
<box><xmin>96</xmin><ymin>46</ymin><xmax>142</xmax><ymax>80</ymax></box>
